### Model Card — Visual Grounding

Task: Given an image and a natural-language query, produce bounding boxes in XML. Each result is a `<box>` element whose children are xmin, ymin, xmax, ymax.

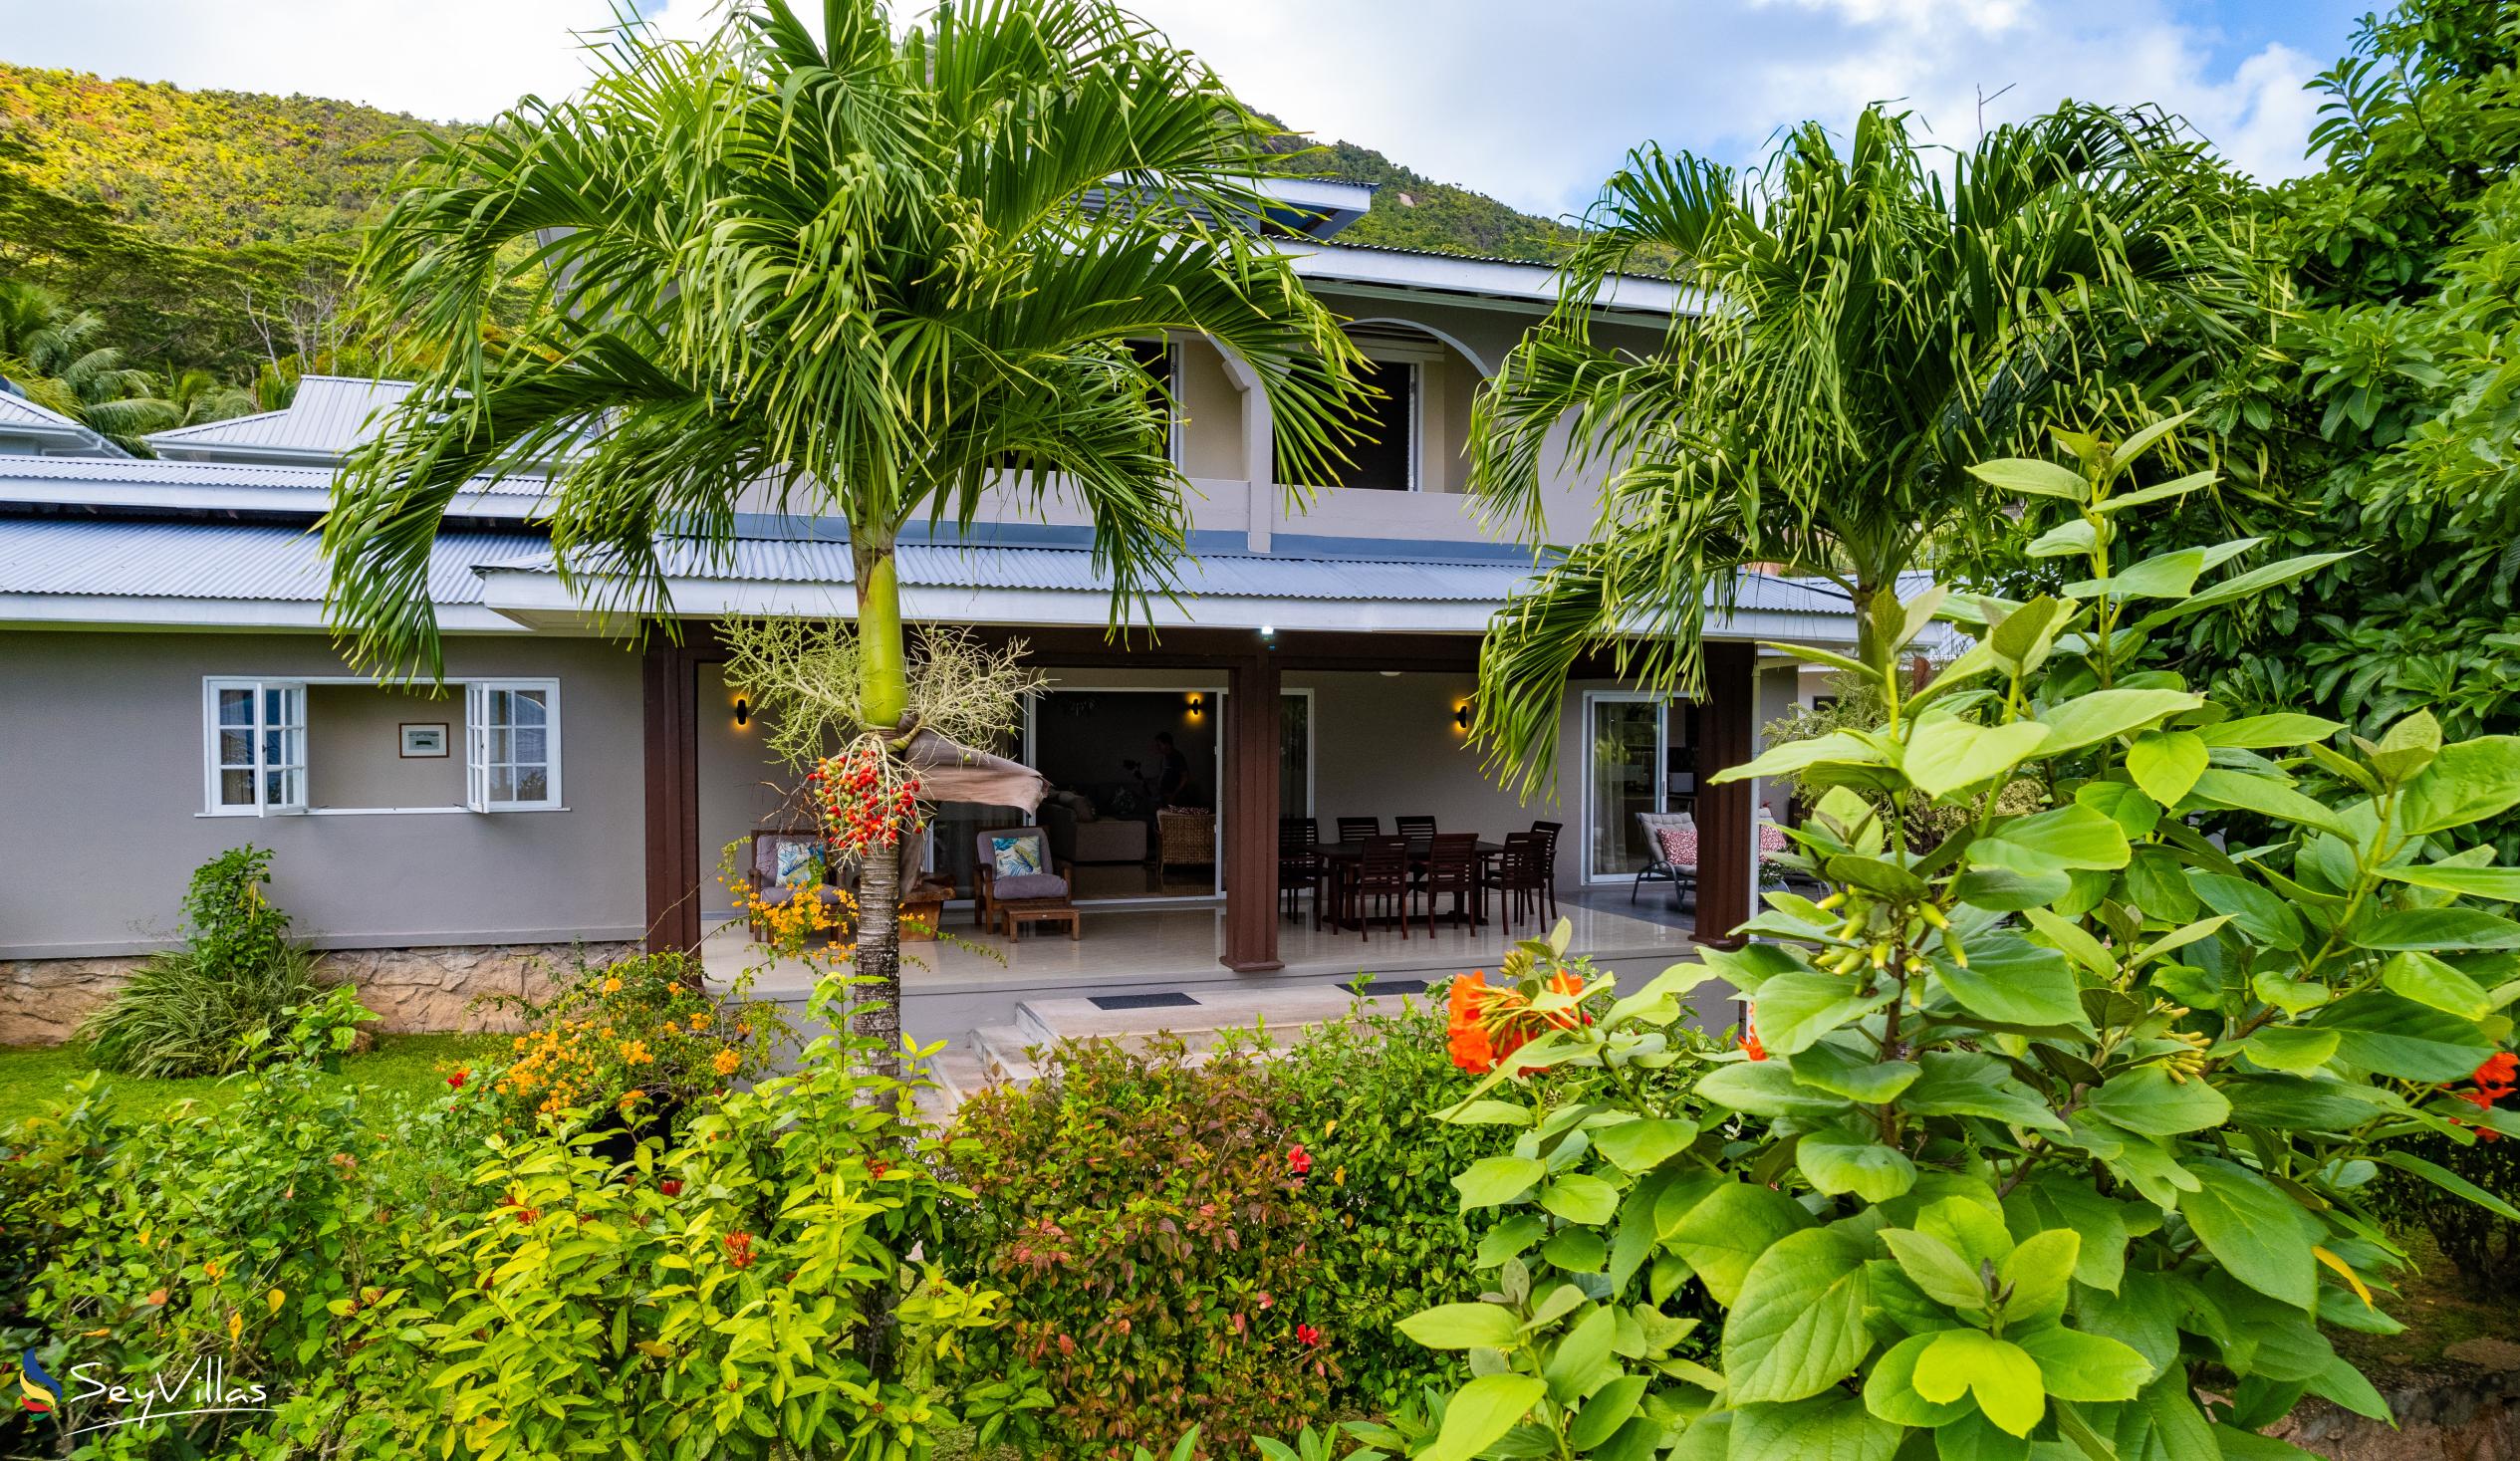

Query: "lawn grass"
<box><xmin>0</xmin><ymin>1032</ymin><xmax>505</xmax><ymax>1131</ymax></box>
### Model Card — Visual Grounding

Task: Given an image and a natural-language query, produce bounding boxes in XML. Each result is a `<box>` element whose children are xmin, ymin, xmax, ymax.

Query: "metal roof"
<box><xmin>0</xmin><ymin>454</ymin><xmax>549</xmax><ymax>518</ymax></box>
<box><xmin>145</xmin><ymin>376</ymin><xmax>415</xmax><ymax>461</ymax></box>
<box><xmin>0</xmin><ymin>391</ymin><xmax>129</xmax><ymax>458</ymax></box>
<box><xmin>478</xmin><ymin>534</ymin><xmax>1853</xmax><ymax>612</ymax></box>
<box><xmin>0</xmin><ymin>519</ymin><xmax>542</xmax><ymax>607</ymax></box>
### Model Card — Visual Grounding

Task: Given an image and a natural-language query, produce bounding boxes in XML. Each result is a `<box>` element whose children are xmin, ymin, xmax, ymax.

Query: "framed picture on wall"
<box><xmin>400</xmin><ymin>723</ymin><xmax>449</xmax><ymax>758</ymax></box>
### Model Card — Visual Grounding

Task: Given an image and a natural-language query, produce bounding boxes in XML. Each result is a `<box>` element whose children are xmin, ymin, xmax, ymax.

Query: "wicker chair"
<box><xmin>1157</xmin><ymin>808</ymin><xmax>1216</xmax><ymax>880</ymax></box>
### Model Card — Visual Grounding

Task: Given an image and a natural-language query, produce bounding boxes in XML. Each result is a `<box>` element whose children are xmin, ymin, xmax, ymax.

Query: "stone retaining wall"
<box><xmin>0</xmin><ymin>942</ymin><xmax>642</xmax><ymax>1046</ymax></box>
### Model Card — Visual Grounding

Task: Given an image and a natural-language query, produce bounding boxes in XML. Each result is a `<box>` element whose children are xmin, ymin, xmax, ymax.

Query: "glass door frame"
<box><xmin>1580</xmin><ymin>689</ymin><xmax>1689</xmax><ymax>885</ymax></box>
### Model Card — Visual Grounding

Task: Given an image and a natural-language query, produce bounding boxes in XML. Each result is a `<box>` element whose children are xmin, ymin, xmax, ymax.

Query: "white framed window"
<box><xmin>465</xmin><ymin>680</ymin><xmax>563</xmax><ymax>812</ymax></box>
<box><xmin>204</xmin><ymin>679</ymin><xmax>308</xmax><ymax>816</ymax></box>
<box><xmin>201</xmin><ymin>675</ymin><xmax>561</xmax><ymax>816</ymax></box>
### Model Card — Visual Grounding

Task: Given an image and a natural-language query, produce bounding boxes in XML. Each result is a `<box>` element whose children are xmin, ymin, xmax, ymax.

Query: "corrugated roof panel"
<box><xmin>146</xmin><ymin>376</ymin><xmax>414</xmax><ymax>454</ymax></box>
<box><xmin>0</xmin><ymin>392</ymin><xmax>86</xmax><ymax>431</ymax></box>
<box><xmin>0</xmin><ymin>455</ymin><xmax>549</xmax><ymax>497</ymax></box>
<box><xmin>481</xmin><ymin>535</ymin><xmax>1857</xmax><ymax>611</ymax></box>
<box><xmin>0</xmin><ymin>520</ymin><xmax>543</xmax><ymax>606</ymax></box>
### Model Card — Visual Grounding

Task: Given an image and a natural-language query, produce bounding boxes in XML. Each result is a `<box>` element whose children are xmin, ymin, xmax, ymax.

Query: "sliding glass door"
<box><xmin>1585</xmin><ymin>694</ymin><xmax>1663</xmax><ymax>881</ymax></box>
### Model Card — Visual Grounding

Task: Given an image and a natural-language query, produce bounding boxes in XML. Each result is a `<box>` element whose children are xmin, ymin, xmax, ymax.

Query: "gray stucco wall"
<box><xmin>305</xmin><ymin>682</ymin><xmax>467</xmax><ymax>809</ymax></box>
<box><xmin>0</xmin><ymin>628</ymin><xmax>648</xmax><ymax>958</ymax></box>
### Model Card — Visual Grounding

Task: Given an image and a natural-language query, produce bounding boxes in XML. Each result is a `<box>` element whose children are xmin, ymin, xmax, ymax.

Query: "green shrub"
<box><xmin>1380</xmin><ymin>423</ymin><xmax>2520</xmax><ymax>1456</ymax></box>
<box><xmin>4</xmin><ymin>982</ymin><xmax>1023</xmax><ymax>1460</ymax></box>
<box><xmin>79</xmin><ymin>845</ymin><xmax>327</xmax><ymax>1077</ymax></box>
<box><xmin>941</xmin><ymin>1036</ymin><xmax>1333</xmax><ymax>1458</ymax></box>
<box><xmin>1274</xmin><ymin>994</ymin><xmax>1558</xmax><ymax>1413</ymax></box>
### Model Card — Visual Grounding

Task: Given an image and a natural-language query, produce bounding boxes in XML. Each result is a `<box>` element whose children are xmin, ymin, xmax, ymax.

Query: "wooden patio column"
<box><xmin>641</xmin><ymin>637</ymin><xmax>704</xmax><ymax>956</ymax></box>
<box><xmin>1221</xmin><ymin>647</ymin><xmax>1284</xmax><ymax>972</ymax></box>
<box><xmin>1690</xmin><ymin>639</ymin><xmax>1757</xmax><ymax>951</ymax></box>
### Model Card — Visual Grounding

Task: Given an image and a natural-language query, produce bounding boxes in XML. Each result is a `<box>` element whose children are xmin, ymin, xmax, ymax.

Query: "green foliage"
<box><xmin>1391</xmin><ymin>424</ymin><xmax>2520</xmax><ymax>1456</ymax></box>
<box><xmin>940</xmin><ymin>1035</ymin><xmax>1333</xmax><ymax>1457</ymax></box>
<box><xmin>77</xmin><ymin>846</ymin><xmax>345</xmax><ymax>1078</ymax></box>
<box><xmin>1274</xmin><ymin>996</ymin><xmax>1514</xmax><ymax>1412</ymax></box>
<box><xmin>1259</xmin><ymin>122</ymin><xmax>1580</xmax><ymax>263</ymax></box>
<box><xmin>1465</xmin><ymin>103</ymin><xmax>2253</xmax><ymax>794</ymax></box>
<box><xmin>4</xmin><ymin>984</ymin><xmax>1020</xmax><ymax>1460</ymax></box>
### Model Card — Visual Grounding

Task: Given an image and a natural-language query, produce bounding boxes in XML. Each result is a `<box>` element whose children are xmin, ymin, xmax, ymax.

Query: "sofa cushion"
<box><xmin>992</xmin><ymin>871</ymin><xmax>1070</xmax><ymax>900</ymax></box>
<box><xmin>1654</xmin><ymin>825</ymin><xmax>1698</xmax><ymax>870</ymax></box>
<box><xmin>990</xmin><ymin>833</ymin><xmax>1047</xmax><ymax>878</ymax></box>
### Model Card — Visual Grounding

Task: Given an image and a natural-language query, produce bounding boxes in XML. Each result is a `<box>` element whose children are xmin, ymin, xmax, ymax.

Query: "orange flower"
<box><xmin>1738</xmin><ymin>1003</ymin><xmax>1768</xmax><ymax>1062</ymax></box>
<box><xmin>1447</xmin><ymin>972</ymin><xmax>1496</xmax><ymax>1074</ymax></box>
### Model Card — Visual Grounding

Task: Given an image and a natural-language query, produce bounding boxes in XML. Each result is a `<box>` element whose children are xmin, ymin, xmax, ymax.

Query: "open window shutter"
<box><xmin>464</xmin><ymin>681</ymin><xmax>491</xmax><ymax>813</ymax></box>
<box><xmin>254</xmin><ymin>681</ymin><xmax>309</xmax><ymax>815</ymax></box>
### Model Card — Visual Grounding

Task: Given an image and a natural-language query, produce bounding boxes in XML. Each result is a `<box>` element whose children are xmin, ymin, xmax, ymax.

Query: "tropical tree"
<box><xmin>321</xmin><ymin>0</ymin><xmax>1365</xmax><ymax>1068</ymax></box>
<box><xmin>0</xmin><ymin>278</ymin><xmax>237</xmax><ymax>451</ymax></box>
<box><xmin>1465</xmin><ymin>105</ymin><xmax>2256</xmax><ymax>795</ymax></box>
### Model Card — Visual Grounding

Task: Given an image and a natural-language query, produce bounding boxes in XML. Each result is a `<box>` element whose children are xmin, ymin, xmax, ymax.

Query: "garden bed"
<box><xmin>0</xmin><ymin>1033</ymin><xmax>498</xmax><ymax>1129</ymax></box>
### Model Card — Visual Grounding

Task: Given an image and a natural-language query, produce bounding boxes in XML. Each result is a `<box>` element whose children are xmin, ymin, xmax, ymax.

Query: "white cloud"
<box><xmin>0</xmin><ymin>0</ymin><xmax>2341</xmax><ymax>206</ymax></box>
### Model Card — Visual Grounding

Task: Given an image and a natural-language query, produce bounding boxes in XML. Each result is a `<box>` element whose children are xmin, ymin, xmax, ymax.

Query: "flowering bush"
<box><xmin>472</xmin><ymin>951</ymin><xmax>790</xmax><ymax>1135</ymax></box>
<box><xmin>940</xmin><ymin>1036</ymin><xmax>1334</xmax><ymax>1457</ymax></box>
<box><xmin>2374</xmin><ymin>1051</ymin><xmax>2520</xmax><ymax>1299</ymax></box>
<box><xmin>1383</xmin><ymin>425</ymin><xmax>2520</xmax><ymax>1457</ymax></box>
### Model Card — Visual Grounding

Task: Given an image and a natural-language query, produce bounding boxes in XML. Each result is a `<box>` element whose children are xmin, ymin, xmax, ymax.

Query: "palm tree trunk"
<box><xmin>851</xmin><ymin>529</ymin><xmax>909</xmax><ymax>1085</ymax></box>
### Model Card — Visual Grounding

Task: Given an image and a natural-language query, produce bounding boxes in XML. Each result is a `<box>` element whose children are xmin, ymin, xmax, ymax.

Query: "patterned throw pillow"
<box><xmin>1655</xmin><ymin>825</ymin><xmax>1698</xmax><ymax>868</ymax></box>
<box><xmin>992</xmin><ymin>834</ymin><xmax>1046</xmax><ymax>878</ymax></box>
<box><xmin>774</xmin><ymin>840</ymin><xmax>820</xmax><ymax>887</ymax></box>
<box><xmin>1758</xmin><ymin>821</ymin><xmax>1791</xmax><ymax>854</ymax></box>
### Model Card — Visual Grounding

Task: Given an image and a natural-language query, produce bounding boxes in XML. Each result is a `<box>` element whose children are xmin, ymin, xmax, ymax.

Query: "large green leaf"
<box><xmin>1788</xmin><ymin>1041</ymin><xmax>1919</xmax><ymax>1102</ymax></box>
<box><xmin>2034</xmin><ymin>689</ymin><xmax>2206</xmax><ymax>754</ymax></box>
<box><xmin>1933</xmin><ymin>937</ymin><xmax>2086</xmax><ymax>1029</ymax></box>
<box><xmin>1912</xmin><ymin>1329</ymin><xmax>2047</xmax><ymax>1436</ymax></box>
<box><xmin>1904</xmin><ymin>717</ymin><xmax>2054</xmax><ymax>798</ymax></box>
<box><xmin>1752</xmin><ymin>970</ymin><xmax>1899</xmax><ymax>1057</ymax></box>
<box><xmin>2132</xmin><ymin>551</ymin><xmax>2358</xmax><ymax>633</ymax></box>
<box><xmin>2398</xmin><ymin>737</ymin><xmax>2520</xmax><ymax>834</ymax></box>
<box><xmin>2380</xmin><ymin>950</ymin><xmax>2499</xmax><ymax>1020</ymax></box>
<box><xmin>1452</xmin><ymin>1154</ymin><xmax>1545</xmax><ymax>1210</ymax></box>
<box><xmin>1541</xmin><ymin>1173</ymin><xmax>1623</xmax><ymax>1226</ymax></box>
<box><xmin>1714</xmin><ymin>730</ymin><xmax>1884</xmax><ymax>786</ymax></box>
<box><xmin>1968</xmin><ymin>805</ymin><xmax>2134</xmax><ymax>879</ymax></box>
<box><xmin>2127</xmin><ymin>730</ymin><xmax>2209</xmax><ymax>806</ymax></box>
<box><xmin>2075</xmin><ymin>1270</ymin><xmax>2178</xmax><ymax>1380</ymax></box>
<box><xmin>2315</xmin><ymin>992</ymin><xmax>2498</xmax><ymax>1082</ymax></box>
<box><xmin>1667</xmin><ymin>1182</ymin><xmax>1812</xmax><ymax>1306</ymax></box>
<box><xmin>2003</xmin><ymin>1177</ymin><xmax>2131</xmax><ymax>1293</ymax></box>
<box><xmin>1898</xmin><ymin>1052</ymin><xmax>2069</xmax><ymax>1131</ymax></box>
<box><xmin>2352</xmin><ymin>907</ymin><xmax>2520</xmax><ymax>951</ymax></box>
<box><xmin>1723</xmin><ymin>1227</ymin><xmax>1873</xmax><ymax>1404</ymax></box>
<box><xmin>1423</xmin><ymin>1373</ymin><xmax>1545</xmax><ymax>1461</ymax></box>
<box><xmin>1696</xmin><ymin>1059</ymin><xmax>1846</xmax><ymax>1119</ymax></box>
<box><xmin>1862</xmin><ymin>1333</ymin><xmax>1972</xmax><ymax>1426</ymax></box>
<box><xmin>1728</xmin><ymin>1395</ymin><xmax>1902</xmax><ymax>1461</ymax></box>
<box><xmin>2186</xmin><ymin>870</ymin><xmax>2305</xmax><ymax>951</ymax></box>
<box><xmin>2180</xmin><ymin>1158</ymin><xmax>2319</xmax><ymax>1310</ymax></box>
<box><xmin>2376</xmin><ymin>1150</ymin><xmax>2520</xmax><ymax>1222</ymax></box>
<box><xmin>2187</xmin><ymin>767</ymin><xmax>2354</xmax><ymax>839</ymax></box>
<box><xmin>1879</xmin><ymin>1228</ymin><xmax>1987</xmax><ymax>1310</ymax></box>
<box><xmin>2097</xmin><ymin>547</ymin><xmax>2208</xmax><ymax>600</ymax></box>
<box><xmin>1798</xmin><ymin>1130</ymin><xmax>1917</xmax><ymax>1202</ymax></box>
<box><xmin>2084</xmin><ymin>1068</ymin><xmax>2231</xmax><ymax>1136</ymax></box>
<box><xmin>1998</xmin><ymin>1229</ymin><xmax>2081</xmax><ymax>1325</ymax></box>
<box><xmin>1592</xmin><ymin>1116</ymin><xmax>1701</xmax><ymax>1173</ymax></box>
<box><xmin>1968</xmin><ymin>457</ymin><xmax>2090</xmax><ymax>501</ymax></box>
<box><xmin>2014</xmin><ymin>1325</ymin><xmax>2153</xmax><ymax>1403</ymax></box>
<box><xmin>2197</xmin><ymin>714</ymin><xmax>2346</xmax><ymax>749</ymax></box>
<box><xmin>1398</xmin><ymin>1304</ymin><xmax>1524</xmax><ymax>1351</ymax></box>
<box><xmin>2380</xmin><ymin>862</ymin><xmax>2520</xmax><ymax>900</ymax></box>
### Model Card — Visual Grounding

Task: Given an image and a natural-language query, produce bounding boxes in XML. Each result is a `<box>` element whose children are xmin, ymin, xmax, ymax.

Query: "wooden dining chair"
<box><xmin>1529</xmin><ymin>820</ymin><xmax>1565</xmax><ymax>921</ymax></box>
<box><xmin>1492</xmin><ymin>832</ymin><xmax>1549</xmax><ymax>933</ymax></box>
<box><xmin>1417</xmin><ymin>833</ymin><xmax>1480</xmax><ymax>931</ymax></box>
<box><xmin>1278</xmin><ymin>817</ymin><xmax>1322</xmax><ymax>925</ymax></box>
<box><xmin>1335</xmin><ymin>816</ymin><xmax>1382</xmax><ymax>843</ymax></box>
<box><xmin>1393</xmin><ymin>815</ymin><xmax>1437</xmax><ymax>849</ymax></box>
<box><xmin>1353</xmin><ymin>835</ymin><xmax>1414</xmax><ymax>942</ymax></box>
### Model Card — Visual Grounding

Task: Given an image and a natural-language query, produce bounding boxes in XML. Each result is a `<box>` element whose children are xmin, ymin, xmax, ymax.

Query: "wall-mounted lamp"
<box><xmin>1453</xmin><ymin>704</ymin><xmax>1472</xmax><ymax>730</ymax></box>
<box><xmin>733</xmin><ymin>696</ymin><xmax>752</xmax><ymax>728</ymax></box>
<box><xmin>1259</xmin><ymin>623</ymin><xmax>1275</xmax><ymax>639</ymax></box>
<box><xmin>1186</xmin><ymin>694</ymin><xmax>1204</xmax><ymax>716</ymax></box>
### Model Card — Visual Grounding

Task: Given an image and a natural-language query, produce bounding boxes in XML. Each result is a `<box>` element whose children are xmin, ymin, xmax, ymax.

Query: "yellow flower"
<box><xmin>712</xmin><ymin>1047</ymin><xmax>741</xmax><ymax>1077</ymax></box>
<box><xmin>602</xmin><ymin>977</ymin><xmax>623</xmax><ymax>994</ymax></box>
<box><xmin>620</xmin><ymin>1041</ymin><xmax>653</xmax><ymax>1066</ymax></box>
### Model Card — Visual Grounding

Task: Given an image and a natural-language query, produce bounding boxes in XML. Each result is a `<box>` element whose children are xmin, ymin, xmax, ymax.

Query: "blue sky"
<box><xmin>0</xmin><ymin>0</ymin><xmax>2371</xmax><ymax>219</ymax></box>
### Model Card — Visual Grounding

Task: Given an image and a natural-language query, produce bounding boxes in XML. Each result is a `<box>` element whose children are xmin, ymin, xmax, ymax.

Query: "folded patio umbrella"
<box><xmin>893</xmin><ymin>729</ymin><xmax>1050</xmax><ymax>893</ymax></box>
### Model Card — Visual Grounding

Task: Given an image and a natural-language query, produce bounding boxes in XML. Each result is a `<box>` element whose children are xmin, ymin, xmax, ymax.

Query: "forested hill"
<box><xmin>0</xmin><ymin>63</ymin><xmax>445</xmax><ymax>249</ymax></box>
<box><xmin>1268</xmin><ymin>129</ymin><xmax>1582</xmax><ymax>263</ymax></box>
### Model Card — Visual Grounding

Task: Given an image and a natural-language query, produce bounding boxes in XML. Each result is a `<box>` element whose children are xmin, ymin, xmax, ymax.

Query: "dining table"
<box><xmin>1307</xmin><ymin>838</ymin><xmax>1507</xmax><ymax>932</ymax></box>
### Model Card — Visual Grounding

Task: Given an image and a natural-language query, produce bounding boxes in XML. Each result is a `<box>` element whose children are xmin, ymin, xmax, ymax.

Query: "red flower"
<box><xmin>1739</xmin><ymin>1004</ymin><xmax>1769</xmax><ymax>1063</ymax></box>
<box><xmin>724</xmin><ymin>1231</ymin><xmax>755</xmax><ymax>1269</ymax></box>
<box><xmin>1295</xmin><ymin>1324</ymin><xmax>1322</xmax><ymax>1347</ymax></box>
<box><xmin>446</xmin><ymin>1069</ymin><xmax>468</xmax><ymax>1091</ymax></box>
<box><xmin>1257</xmin><ymin>1291</ymin><xmax>1274</xmax><ymax>1311</ymax></box>
<box><xmin>1287</xmin><ymin>1144</ymin><xmax>1312</xmax><ymax>1177</ymax></box>
<box><xmin>658</xmin><ymin>1179</ymin><xmax>682</xmax><ymax>1197</ymax></box>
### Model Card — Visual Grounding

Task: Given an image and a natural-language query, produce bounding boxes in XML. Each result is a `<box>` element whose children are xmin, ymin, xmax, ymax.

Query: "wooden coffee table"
<box><xmin>1000</xmin><ymin>901</ymin><xmax>1081</xmax><ymax>940</ymax></box>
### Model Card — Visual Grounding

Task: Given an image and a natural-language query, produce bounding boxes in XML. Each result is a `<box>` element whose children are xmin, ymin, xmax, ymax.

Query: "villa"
<box><xmin>0</xmin><ymin>180</ymin><xmax>1870</xmax><ymax>1050</ymax></box>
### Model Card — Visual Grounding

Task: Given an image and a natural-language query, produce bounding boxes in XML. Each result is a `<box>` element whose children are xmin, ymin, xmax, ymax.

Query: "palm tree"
<box><xmin>1466</xmin><ymin>105</ymin><xmax>2254</xmax><ymax>793</ymax></box>
<box><xmin>0</xmin><ymin>279</ymin><xmax>191</xmax><ymax>451</ymax></box>
<box><xmin>322</xmin><ymin>0</ymin><xmax>1365</xmax><ymax>1068</ymax></box>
